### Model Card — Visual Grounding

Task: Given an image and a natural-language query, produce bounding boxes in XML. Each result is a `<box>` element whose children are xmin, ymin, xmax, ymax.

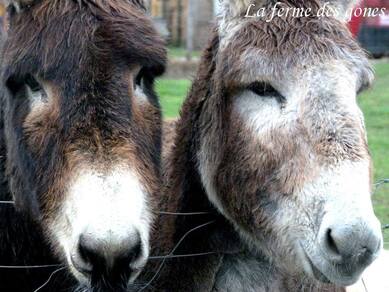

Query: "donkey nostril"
<box><xmin>79</xmin><ymin>235</ymin><xmax>95</xmax><ymax>261</ymax></box>
<box><xmin>73</xmin><ymin>231</ymin><xmax>144</xmax><ymax>276</ymax></box>
<box><xmin>320</xmin><ymin>221</ymin><xmax>382</xmax><ymax>265</ymax></box>
<box><xmin>127</xmin><ymin>238</ymin><xmax>142</xmax><ymax>264</ymax></box>
<box><xmin>325</xmin><ymin>228</ymin><xmax>341</xmax><ymax>256</ymax></box>
<box><xmin>69</xmin><ymin>236</ymin><xmax>96</xmax><ymax>275</ymax></box>
<box><xmin>76</xmin><ymin>234</ymin><xmax>104</xmax><ymax>272</ymax></box>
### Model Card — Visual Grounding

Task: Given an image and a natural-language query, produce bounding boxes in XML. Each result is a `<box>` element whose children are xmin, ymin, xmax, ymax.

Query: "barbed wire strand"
<box><xmin>138</xmin><ymin>220</ymin><xmax>216</xmax><ymax>292</ymax></box>
<box><xmin>149</xmin><ymin>251</ymin><xmax>217</xmax><ymax>260</ymax></box>
<box><xmin>0</xmin><ymin>264</ymin><xmax>63</xmax><ymax>269</ymax></box>
<box><xmin>362</xmin><ymin>277</ymin><xmax>369</xmax><ymax>292</ymax></box>
<box><xmin>33</xmin><ymin>266</ymin><xmax>66</xmax><ymax>292</ymax></box>
<box><xmin>155</xmin><ymin>211</ymin><xmax>211</xmax><ymax>216</ymax></box>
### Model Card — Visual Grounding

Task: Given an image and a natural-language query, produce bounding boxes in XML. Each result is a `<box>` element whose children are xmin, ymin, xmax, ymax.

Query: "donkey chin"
<box><xmin>292</xmin><ymin>162</ymin><xmax>383</xmax><ymax>286</ymax></box>
<box><xmin>47</xmin><ymin>166</ymin><xmax>152</xmax><ymax>290</ymax></box>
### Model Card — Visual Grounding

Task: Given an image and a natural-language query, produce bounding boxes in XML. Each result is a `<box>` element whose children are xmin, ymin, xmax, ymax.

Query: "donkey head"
<box><xmin>1</xmin><ymin>0</ymin><xmax>165</xmax><ymax>290</ymax></box>
<box><xmin>198</xmin><ymin>0</ymin><xmax>382</xmax><ymax>286</ymax></box>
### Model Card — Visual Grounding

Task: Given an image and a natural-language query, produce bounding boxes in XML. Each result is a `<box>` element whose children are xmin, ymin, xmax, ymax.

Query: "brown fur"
<box><xmin>1</xmin><ymin>0</ymin><xmax>166</xmax><ymax>291</ymax></box>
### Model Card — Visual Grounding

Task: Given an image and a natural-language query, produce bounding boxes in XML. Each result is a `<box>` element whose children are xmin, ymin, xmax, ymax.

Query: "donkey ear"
<box><xmin>131</xmin><ymin>0</ymin><xmax>146</xmax><ymax>10</ymax></box>
<box><xmin>219</xmin><ymin>0</ymin><xmax>269</xmax><ymax>18</ymax></box>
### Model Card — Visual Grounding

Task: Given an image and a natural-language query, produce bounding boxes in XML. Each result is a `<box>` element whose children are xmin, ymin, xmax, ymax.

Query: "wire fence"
<box><xmin>375</xmin><ymin>179</ymin><xmax>389</xmax><ymax>249</ymax></box>
<box><xmin>374</xmin><ymin>178</ymin><xmax>389</xmax><ymax>195</ymax></box>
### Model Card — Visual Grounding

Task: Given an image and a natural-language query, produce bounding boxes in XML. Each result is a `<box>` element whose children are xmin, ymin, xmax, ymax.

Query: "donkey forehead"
<box><xmin>3</xmin><ymin>0</ymin><xmax>166</xmax><ymax>81</ymax></box>
<box><xmin>234</xmin><ymin>54</ymin><xmax>367</xmax><ymax>96</ymax></box>
<box><xmin>219</xmin><ymin>18</ymin><xmax>373</xmax><ymax>91</ymax></box>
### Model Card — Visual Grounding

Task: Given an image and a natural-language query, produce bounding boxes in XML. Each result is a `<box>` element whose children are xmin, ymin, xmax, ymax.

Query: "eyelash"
<box><xmin>134</xmin><ymin>68</ymin><xmax>156</xmax><ymax>92</ymax></box>
<box><xmin>5</xmin><ymin>74</ymin><xmax>48</xmax><ymax>106</ymax></box>
<box><xmin>134</xmin><ymin>69</ymin><xmax>144</xmax><ymax>89</ymax></box>
<box><xmin>6</xmin><ymin>74</ymin><xmax>41</xmax><ymax>94</ymax></box>
<box><xmin>25</xmin><ymin>75</ymin><xmax>42</xmax><ymax>92</ymax></box>
<box><xmin>248</xmin><ymin>82</ymin><xmax>285</xmax><ymax>103</ymax></box>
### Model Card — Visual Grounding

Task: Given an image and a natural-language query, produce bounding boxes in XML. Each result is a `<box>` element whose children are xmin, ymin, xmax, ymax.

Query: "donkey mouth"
<box><xmin>69</xmin><ymin>252</ymin><xmax>145</xmax><ymax>292</ymax></box>
<box><xmin>303</xmin><ymin>252</ymin><xmax>331</xmax><ymax>284</ymax></box>
<box><xmin>74</xmin><ymin>267</ymin><xmax>140</xmax><ymax>292</ymax></box>
<box><xmin>301</xmin><ymin>247</ymin><xmax>363</xmax><ymax>286</ymax></box>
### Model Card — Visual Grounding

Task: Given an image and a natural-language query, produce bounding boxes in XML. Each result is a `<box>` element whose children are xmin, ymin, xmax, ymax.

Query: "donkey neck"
<box><xmin>214</xmin><ymin>252</ymin><xmax>346</xmax><ymax>292</ymax></box>
<box><xmin>138</xmin><ymin>105</ymin><xmax>243</xmax><ymax>291</ymax></box>
<box><xmin>164</xmin><ymin>33</ymin><xmax>244</xmax><ymax>254</ymax></box>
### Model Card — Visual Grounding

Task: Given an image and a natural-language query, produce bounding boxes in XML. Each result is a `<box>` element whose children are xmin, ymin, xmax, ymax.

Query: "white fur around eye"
<box><xmin>134</xmin><ymin>84</ymin><xmax>148</xmax><ymax>104</ymax></box>
<box><xmin>12</xmin><ymin>2</ymin><xmax>21</xmax><ymax>13</ymax></box>
<box><xmin>234</xmin><ymin>89</ymin><xmax>284</xmax><ymax>134</ymax></box>
<box><xmin>27</xmin><ymin>84</ymin><xmax>48</xmax><ymax>111</ymax></box>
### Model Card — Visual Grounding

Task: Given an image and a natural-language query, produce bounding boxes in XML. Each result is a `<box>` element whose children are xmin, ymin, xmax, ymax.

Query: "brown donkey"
<box><xmin>0</xmin><ymin>0</ymin><xmax>166</xmax><ymax>291</ymax></box>
<box><xmin>136</xmin><ymin>0</ymin><xmax>384</xmax><ymax>291</ymax></box>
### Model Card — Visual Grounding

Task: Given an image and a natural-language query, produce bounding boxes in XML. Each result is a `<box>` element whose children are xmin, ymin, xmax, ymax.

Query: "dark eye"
<box><xmin>25</xmin><ymin>75</ymin><xmax>42</xmax><ymax>92</ymax></box>
<box><xmin>132</xmin><ymin>67</ymin><xmax>159</xmax><ymax>106</ymax></box>
<box><xmin>6</xmin><ymin>74</ymin><xmax>47</xmax><ymax>103</ymax></box>
<box><xmin>135</xmin><ymin>69</ymin><xmax>144</xmax><ymax>88</ymax></box>
<box><xmin>134</xmin><ymin>68</ymin><xmax>156</xmax><ymax>94</ymax></box>
<box><xmin>7</xmin><ymin>74</ymin><xmax>41</xmax><ymax>94</ymax></box>
<box><xmin>134</xmin><ymin>68</ymin><xmax>151</xmax><ymax>92</ymax></box>
<box><xmin>248</xmin><ymin>82</ymin><xmax>285</xmax><ymax>103</ymax></box>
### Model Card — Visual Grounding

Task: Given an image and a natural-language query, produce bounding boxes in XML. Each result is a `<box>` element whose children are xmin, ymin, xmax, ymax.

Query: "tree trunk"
<box><xmin>186</xmin><ymin>0</ymin><xmax>196</xmax><ymax>60</ymax></box>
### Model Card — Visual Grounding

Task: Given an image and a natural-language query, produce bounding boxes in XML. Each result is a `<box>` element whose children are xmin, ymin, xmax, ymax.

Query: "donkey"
<box><xmin>136</xmin><ymin>0</ymin><xmax>384</xmax><ymax>291</ymax></box>
<box><xmin>0</xmin><ymin>0</ymin><xmax>166</xmax><ymax>291</ymax></box>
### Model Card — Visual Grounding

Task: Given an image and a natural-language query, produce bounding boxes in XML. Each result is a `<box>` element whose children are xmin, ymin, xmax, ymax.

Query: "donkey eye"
<box><xmin>6</xmin><ymin>75</ymin><xmax>48</xmax><ymax>106</ymax></box>
<box><xmin>6</xmin><ymin>74</ymin><xmax>44</xmax><ymax>95</ymax></box>
<box><xmin>248</xmin><ymin>82</ymin><xmax>285</xmax><ymax>103</ymax></box>
<box><xmin>25</xmin><ymin>75</ymin><xmax>42</xmax><ymax>92</ymax></box>
<box><xmin>134</xmin><ymin>67</ymin><xmax>156</xmax><ymax>94</ymax></box>
<box><xmin>25</xmin><ymin>75</ymin><xmax>46</xmax><ymax>101</ymax></box>
<box><xmin>134</xmin><ymin>68</ymin><xmax>145</xmax><ymax>90</ymax></box>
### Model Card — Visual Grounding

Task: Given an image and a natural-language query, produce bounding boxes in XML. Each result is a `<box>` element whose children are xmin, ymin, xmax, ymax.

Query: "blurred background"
<box><xmin>0</xmin><ymin>0</ymin><xmax>387</xmax><ymax>246</ymax></box>
<box><xmin>144</xmin><ymin>0</ymin><xmax>221</xmax><ymax>51</ymax></box>
<box><xmin>143</xmin><ymin>0</ymin><xmax>389</xmax><ymax>60</ymax></box>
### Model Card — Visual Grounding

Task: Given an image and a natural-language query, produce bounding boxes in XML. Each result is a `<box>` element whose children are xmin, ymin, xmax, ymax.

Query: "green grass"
<box><xmin>358</xmin><ymin>62</ymin><xmax>389</xmax><ymax>248</ymax></box>
<box><xmin>156</xmin><ymin>79</ymin><xmax>191</xmax><ymax>118</ymax></box>
<box><xmin>168</xmin><ymin>46</ymin><xmax>201</xmax><ymax>59</ymax></box>
<box><xmin>157</xmin><ymin>61</ymin><xmax>389</xmax><ymax>248</ymax></box>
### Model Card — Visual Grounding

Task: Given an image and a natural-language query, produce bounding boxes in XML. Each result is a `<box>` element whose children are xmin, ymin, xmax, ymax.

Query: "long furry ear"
<box><xmin>130</xmin><ymin>0</ymin><xmax>146</xmax><ymax>10</ymax></box>
<box><xmin>219</xmin><ymin>0</ymin><xmax>269</xmax><ymax>18</ymax></box>
<box><xmin>218</xmin><ymin>0</ymin><xmax>270</xmax><ymax>37</ymax></box>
